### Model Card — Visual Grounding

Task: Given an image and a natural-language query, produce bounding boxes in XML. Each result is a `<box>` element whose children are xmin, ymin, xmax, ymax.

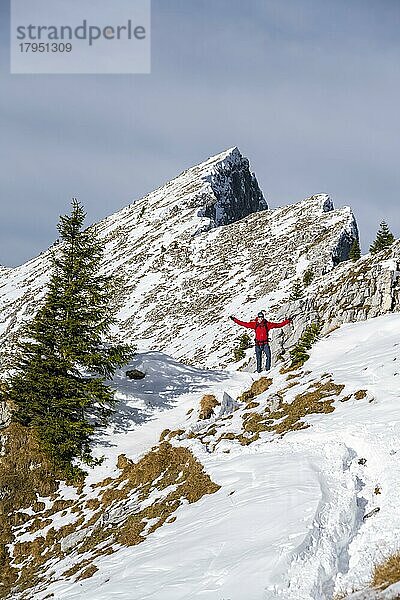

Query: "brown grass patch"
<box><xmin>242</xmin><ymin>379</ymin><xmax>345</xmax><ymax>438</ymax></box>
<box><xmin>159</xmin><ymin>428</ymin><xmax>171</xmax><ymax>441</ymax></box>
<box><xmin>354</xmin><ymin>390</ymin><xmax>367</xmax><ymax>400</ymax></box>
<box><xmin>112</xmin><ymin>442</ymin><xmax>220</xmax><ymax>545</ymax></box>
<box><xmin>372</xmin><ymin>552</ymin><xmax>400</xmax><ymax>589</ymax></box>
<box><xmin>62</xmin><ymin>560</ymin><xmax>91</xmax><ymax>578</ymax></box>
<box><xmin>76</xmin><ymin>564</ymin><xmax>98</xmax><ymax>581</ymax></box>
<box><xmin>199</xmin><ymin>395</ymin><xmax>220</xmax><ymax>420</ymax></box>
<box><xmin>0</xmin><ymin>423</ymin><xmax>220</xmax><ymax>599</ymax></box>
<box><xmin>85</xmin><ymin>498</ymin><xmax>101</xmax><ymax>511</ymax></box>
<box><xmin>0</xmin><ymin>423</ymin><xmax>59</xmax><ymax>598</ymax></box>
<box><xmin>239</xmin><ymin>378</ymin><xmax>272</xmax><ymax>403</ymax></box>
<box><xmin>245</xmin><ymin>401</ymin><xmax>260</xmax><ymax>410</ymax></box>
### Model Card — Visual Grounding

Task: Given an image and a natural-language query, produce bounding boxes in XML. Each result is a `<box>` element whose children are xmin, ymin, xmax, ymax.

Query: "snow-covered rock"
<box><xmin>0</xmin><ymin>401</ymin><xmax>11</xmax><ymax>429</ymax></box>
<box><xmin>273</xmin><ymin>241</ymin><xmax>400</xmax><ymax>365</ymax></box>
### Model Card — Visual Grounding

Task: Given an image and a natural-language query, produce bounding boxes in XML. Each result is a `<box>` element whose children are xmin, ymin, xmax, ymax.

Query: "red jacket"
<box><xmin>233</xmin><ymin>317</ymin><xmax>290</xmax><ymax>343</ymax></box>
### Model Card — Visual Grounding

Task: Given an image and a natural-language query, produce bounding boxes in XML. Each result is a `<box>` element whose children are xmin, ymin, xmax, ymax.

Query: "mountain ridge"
<box><xmin>0</xmin><ymin>149</ymin><xmax>359</xmax><ymax>372</ymax></box>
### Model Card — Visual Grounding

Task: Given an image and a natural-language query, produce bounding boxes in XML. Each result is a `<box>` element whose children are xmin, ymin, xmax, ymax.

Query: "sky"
<box><xmin>1</xmin><ymin>0</ymin><xmax>399</xmax><ymax>267</ymax></box>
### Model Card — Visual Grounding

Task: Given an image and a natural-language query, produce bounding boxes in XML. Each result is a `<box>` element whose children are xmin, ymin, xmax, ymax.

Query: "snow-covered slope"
<box><xmin>0</xmin><ymin>147</ymin><xmax>358</xmax><ymax>371</ymax></box>
<box><xmin>7</xmin><ymin>313</ymin><xmax>400</xmax><ymax>600</ymax></box>
<box><xmin>1</xmin><ymin>148</ymin><xmax>400</xmax><ymax>600</ymax></box>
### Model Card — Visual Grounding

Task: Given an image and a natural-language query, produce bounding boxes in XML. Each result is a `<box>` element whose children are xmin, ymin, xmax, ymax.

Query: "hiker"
<box><xmin>230</xmin><ymin>311</ymin><xmax>292</xmax><ymax>373</ymax></box>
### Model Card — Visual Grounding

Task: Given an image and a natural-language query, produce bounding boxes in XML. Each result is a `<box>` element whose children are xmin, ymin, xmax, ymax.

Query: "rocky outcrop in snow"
<box><xmin>0</xmin><ymin>401</ymin><xmax>11</xmax><ymax>429</ymax></box>
<box><xmin>198</xmin><ymin>147</ymin><xmax>267</xmax><ymax>227</ymax></box>
<box><xmin>267</xmin><ymin>242</ymin><xmax>400</xmax><ymax>369</ymax></box>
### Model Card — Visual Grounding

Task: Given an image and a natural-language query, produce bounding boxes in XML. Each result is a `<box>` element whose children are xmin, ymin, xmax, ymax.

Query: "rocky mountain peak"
<box><xmin>199</xmin><ymin>147</ymin><xmax>267</xmax><ymax>227</ymax></box>
<box><xmin>295</xmin><ymin>193</ymin><xmax>334</xmax><ymax>214</ymax></box>
<box><xmin>121</xmin><ymin>147</ymin><xmax>267</xmax><ymax>234</ymax></box>
<box><xmin>0</xmin><ymin>150</ymin><xmax>364</xmax><ymax>372</ymax></box>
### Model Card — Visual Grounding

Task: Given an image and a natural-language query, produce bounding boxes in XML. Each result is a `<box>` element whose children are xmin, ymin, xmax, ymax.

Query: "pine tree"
<box><xmin>233</xmin><ymin>332</ymin><xmax>252</xmax><ymax>362</ymax></box>
<box><xmin>303</xmin><ymin>269</ymin><xmax>314</xmax><ymax>287</ymax></box>
<box><xmin>289</xmin><ymin>322</ymin><xmax>322</xmax><ymax>368</ymax></box>
<box><xmin>4</xmin><ymin>200</ymin><xmax>133</xmax><ymax>477</ymax></box>
<box><xmin>370</xmin><ymin>221</ymin><xmax>395</xmax><ymax>255</ymax></box>
<box><xmin>289</xmin><ymin>279</ymin><xmax>304</xmax><ymax>301</ymax></box>
<box><xmin>349</xmin><ymin>239</ymin><xmax>361</xmax><ymax>262</ymax></box>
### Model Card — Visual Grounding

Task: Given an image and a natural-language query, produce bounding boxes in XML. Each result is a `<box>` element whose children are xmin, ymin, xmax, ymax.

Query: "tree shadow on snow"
<box><xmin>98</xmin><ymin>351</ymin><xmax>231</xmax><ymax>438</ymax></box>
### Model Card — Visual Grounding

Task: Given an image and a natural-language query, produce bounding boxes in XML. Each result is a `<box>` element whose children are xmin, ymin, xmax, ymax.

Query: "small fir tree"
<box><xmin>303</xmin><ymin>269</ymin><xmax>314</xmax><ymax>287</ymax></box>
<box><xmin>290</xmin><ymin>321</ymin><xmax>322</xmax><ymax>368</ymax></box>
<box><xmin>370</xmin><ymin>221</ymin><xmax>395</xmax><ymax>255</ymax></box>
<box><xmin>349</xmin><ymin>239</ymin><xmax>361</xmax><ymax>262</ymax></box>
<box><xmin>4</xmin><ymin>199</ymin><xmax>133</xmax><ymax>477</ymax></box>
<box><xmin>233</xmin><ymin>332</ymin><xmax>252</xmax><ymax>362</ymax></box>
<box><xmin>289</xmin><ymin>279</ymin><xmax>304</xmax><ymax>301</ymax></box>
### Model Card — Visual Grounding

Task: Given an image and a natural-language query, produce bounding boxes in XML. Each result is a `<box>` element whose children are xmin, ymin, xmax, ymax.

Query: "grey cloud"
<box><xmin>1</xmin><ymin>0</ymin><xmax>399</xmax><ymax>265</ymax></box>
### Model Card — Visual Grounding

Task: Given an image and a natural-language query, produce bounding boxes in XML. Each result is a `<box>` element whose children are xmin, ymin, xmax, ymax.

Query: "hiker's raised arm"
<box><xmin>230</xmin><ymin>316</ymin><xmax>256</xmax><ymax>329</ymax></box>
<box><xmin>267</xmin><ymin>318</ymin><xmax>291</xmax><ymax>329</ymax></box>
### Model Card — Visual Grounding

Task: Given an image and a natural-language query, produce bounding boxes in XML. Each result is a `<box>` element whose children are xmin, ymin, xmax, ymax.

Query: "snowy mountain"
<box><xmin>1</xmin><ymin>148</ymin><xmax>400</xmax><ymax>600</ymax></box>
<box><xmin>0</xmin><ymin>147</ymin><xmax>358</xmax><ymax>371</ymax></box>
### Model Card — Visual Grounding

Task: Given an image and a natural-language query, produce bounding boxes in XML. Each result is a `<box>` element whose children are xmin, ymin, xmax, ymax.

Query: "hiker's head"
<box><xmin>257</xmin><ymin>311</ymin><xmax>265</xmax><ymax>322</ymax></box>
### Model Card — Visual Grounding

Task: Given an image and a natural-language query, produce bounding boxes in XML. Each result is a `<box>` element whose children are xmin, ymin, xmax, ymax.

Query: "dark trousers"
<box><xmin>255</xmin><ymin>342</ymin><xmax>271</xmax><ymax>373</ymax></box>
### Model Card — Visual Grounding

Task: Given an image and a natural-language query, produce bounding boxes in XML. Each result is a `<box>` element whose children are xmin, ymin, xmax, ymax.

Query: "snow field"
<box><xmin>28</xmin><ymin>314</ymin><xmax>400</xmax><ymax>600</ymax></box>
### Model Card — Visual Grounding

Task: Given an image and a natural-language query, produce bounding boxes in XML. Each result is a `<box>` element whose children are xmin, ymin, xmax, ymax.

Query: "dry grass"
<box><xmin>85</xmin><ymin>498</ymin><xmax>101</xmax><ymax>511</ymax></box>
<box><xmin>279</xmin><ymin>365</ymin><xmax>299</xmax><ymax>374</ymax></box>
<box><xmin>76</xmin><ymin>565</ymin><xmax>99</xmax><ymax>581</ymax></box>
<box><xmin>62</xmin><ymin>560</ymin><xmax>92</xmax><ymax>579</ymax></box>
<box><xmin>245</xmin><ymin>401</ymin><xmax>260</xmax><ymax>410</ymax></box>
<box><xmin>239</xmin><ymin>378</ymin><xmax>272</xmax><ymax>403</ymax></box>
<box><xmin>372</xmin><ymin>552</ymin><xmax>400</xmax><ymax>589</ymax></box>
<box><xmin>159</xmin><ymin>428</ymin><xmax>185</xmax><ymax>442</ymax></box>
<box><xmin>340</xmin><ymin>390</ymin><xmax>368</xmax><ymax>403</ymax></box>
<box><xmin>242</xmin><ymin>379</ymin><xmax>345</xmax><ymax>438</ymax></box>
<box><xmin>113</xmin><ymin>442</ymin><xmax>220</xmax><ymax>546</ymax></box>
<box><xmin>199</xmin><ymin>395</ymin><xmax>220</xmax><ymax>420</ymax></box>
<box><xmin>268</xmin><ymin>381</ymin><xmax>344</xmax><ymax>435</ymax></box>
<box><xmin>0</xmin><ymin>423</ymin><xmax>59</xmax><ymax>598</ymax></box>
<box><xmin>0</xmin><ymin>423</ymin><xmax>220</xmax><ymax>599</ymax></box>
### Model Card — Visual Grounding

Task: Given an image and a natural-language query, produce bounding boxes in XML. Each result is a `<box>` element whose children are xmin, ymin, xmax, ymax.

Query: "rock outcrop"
<box><xmin>268</xmin><ymin>242</ymin><xmax>400</xmax><ymax>367</ymax></box>
<box><xmin>0</xmin><ymin>401</ymin><xmax>11</xmax><ymax>429</ymax></box>
<box><xmin>198</xmin><ymin>147</ymin><xmax>267</xmax><ymax>227</ymax></box>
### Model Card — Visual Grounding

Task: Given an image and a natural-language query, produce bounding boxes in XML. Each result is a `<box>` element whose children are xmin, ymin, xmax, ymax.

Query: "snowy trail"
<box><xmin>29</xmin><ymin>315</ymin><xmax>400</xmax><ymax>600</ymax></box>
<box><xmin>266</xmin><ymin>438</ymin><xmax>366</xmax><ymax>600</ymax></box>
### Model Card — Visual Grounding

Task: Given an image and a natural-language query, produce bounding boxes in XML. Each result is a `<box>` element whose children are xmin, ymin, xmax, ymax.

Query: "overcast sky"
<box><xmin>1</xmin><ymin>0</ymin><xmax>399</xmax><ymax>267</ymax></box>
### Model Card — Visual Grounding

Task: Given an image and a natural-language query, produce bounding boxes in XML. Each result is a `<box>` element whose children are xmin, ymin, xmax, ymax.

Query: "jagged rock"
<box><xmin>218</xmin><ymin>392</ymin><xmax>240</xmax><ymax>417</ymax></box>
<box><xmin>198</xmin><ymin>147</ymin><xmax>267</xmax><ymax>227</ymax></box>
<box><xmin>125</xmin><ymin>369</ymin><xmax>146</xmax><ymax>380</ymax></box>
<box><xmin>0</xmin><ymin>402</ymin><xmax>11</xmax><ymax>429</ymax></box>
<box><xmin>273</xmin><ymin>243</ymin><xmax>400</xmax><ymax>364</ymax></box>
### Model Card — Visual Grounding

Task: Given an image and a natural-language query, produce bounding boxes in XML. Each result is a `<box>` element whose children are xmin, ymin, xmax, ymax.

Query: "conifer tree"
<box><xmin>303</xmin><ymin>269</ymin><xmax>314</xmax><ymax>287</ymax></box>
<box><xmin>289</xmin><ymin>279</ymin><xmax>304</xmax><ymax>301</ymax></box>
<box><xmin>370</xmin><ymin>221</ymin><xmax>395</xmax><ymax>255</ymax></box>
<box><xmin>289</xmin><ymin>322</ymin><xmax>322</xmax><ymax>367</ymax></box>
<box><xmin>4</xmin><ymin>200</ymin><xmax>133</xmax><ymax>476</ymax></box>
<box><xmin>349</xmin><ymin>239</ymin><xmax>361</xmax><ymax>262</ymax></box>
<box><xmin>233</xmin><ymin>332</ymin><xmax>252</xmax><ymax>362</ymax></box>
